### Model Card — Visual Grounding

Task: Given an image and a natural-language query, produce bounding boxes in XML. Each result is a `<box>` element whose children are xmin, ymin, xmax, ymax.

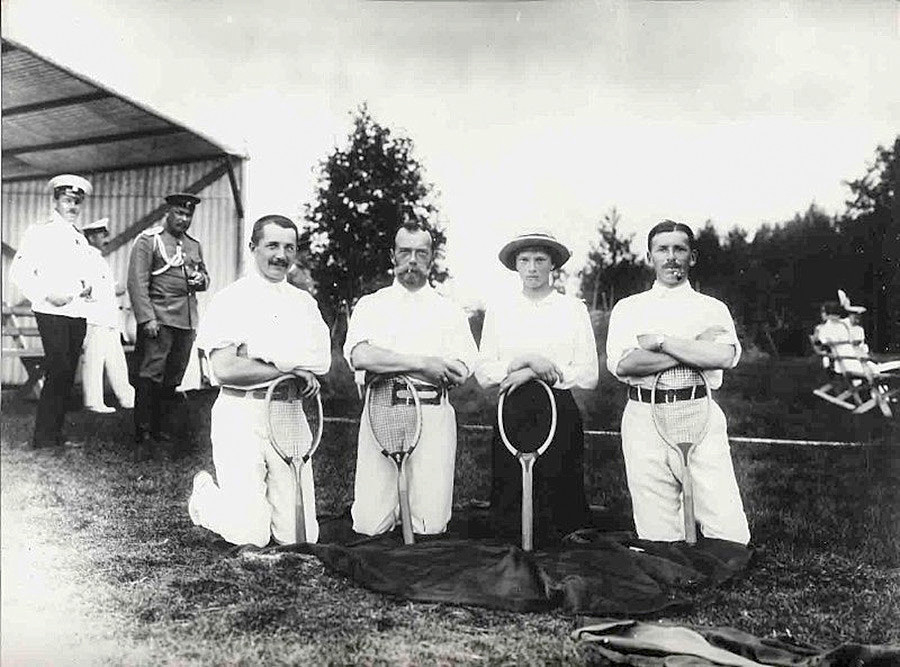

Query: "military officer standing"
<box><xmin>9</xmin><ymin>174</ymin><xmax>95</xmax><ymax>449</ymax></box>
<box><xmin>127</xmin><ymin>192</ymin><xmax>209</xmax><ymax>452</ymax></box>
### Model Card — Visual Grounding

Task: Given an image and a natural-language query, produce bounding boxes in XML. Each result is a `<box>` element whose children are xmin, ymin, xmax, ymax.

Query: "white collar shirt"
<box><xmin>343</xmin><ymin>281</ymin><xmax>478</xmax><ymax>381</ymax></box>
<box><xmin>197</xmin><ymin>271</ymin><xmax>332</xmax><ymax>387</ymax></box>
<box><xmin>9</xmin><ymin>211</ymin><xmax>93</xmax><ymax>317</ymax></box>
<box><xmin>82</xmin><ymin>247</ymin><xmax>121</xmax><ymax>327</ymax></box>
<box><xmin>475</xmin><ymin>290</ymin><xmax>599</xmax><ymax>390</ymax></box>
<box><xmin>606</xmin><ymin>280</ymin><xmax>741</xmax><ymax>390</ymax></box>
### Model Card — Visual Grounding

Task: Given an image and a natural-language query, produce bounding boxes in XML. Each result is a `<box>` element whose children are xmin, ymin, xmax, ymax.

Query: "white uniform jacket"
<box><xmin>9</xmin><ymin>211</ymin><xmax>93</xmax><ymax>318</ymax></box>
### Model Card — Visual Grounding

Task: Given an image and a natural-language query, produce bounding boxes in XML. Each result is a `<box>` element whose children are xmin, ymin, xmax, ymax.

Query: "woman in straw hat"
<box><xmin>475</xmin><ymin>229</ymin><xmax>599</xmax><ymax>546</ymax></box>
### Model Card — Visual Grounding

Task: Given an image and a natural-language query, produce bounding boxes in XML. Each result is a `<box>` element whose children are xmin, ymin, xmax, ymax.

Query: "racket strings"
<box><xmin>656</xmin><ymin>365</ymin><xmax>704</xmax><ymax>391</ymax></box>
<box><xmin>654</xmin><ymin>398</ymin><xmax>709</xmax><ymax>444</ymax></box>
<box><xmin>268</xmin><ymin>399</ymin><xmax>310</xmax><ymax>459</ymax></box>
<box><xmin>367</xmin><ymin>380</ymin><xmax>418</xmax><ymax>454</ymax></box>
<box><xmin>501</xmin><ymin>383</ymin><xmax>554</xmax><ymax>453</ymax></box>
<box><xmin>653</xmin><ymin>366</ymin><xmax>710</xmax><ymax>443</ymax></box>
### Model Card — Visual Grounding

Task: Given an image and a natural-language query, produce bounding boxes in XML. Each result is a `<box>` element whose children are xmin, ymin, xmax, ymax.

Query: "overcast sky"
<box><xmin>4</xmin><ymin>0</ymin><xmax>898</xmax><ymax>304</ymax></box>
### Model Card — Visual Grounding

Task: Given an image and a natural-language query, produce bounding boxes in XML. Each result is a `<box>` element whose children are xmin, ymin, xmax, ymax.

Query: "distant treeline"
<box><xmin>577</xmin><ymin>137</ymin><xmax>899</xmax><ymax>356</ymax></box>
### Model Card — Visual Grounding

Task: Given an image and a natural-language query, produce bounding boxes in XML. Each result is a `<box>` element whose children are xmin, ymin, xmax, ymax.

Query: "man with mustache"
<box><xmin>188</xmin><ymin>215</ymin><xmax>330</xmax><ymax>546</ymax></box>
<box><xmin>127</xmin><ymin>192</ymin><xmax>209</xmax><ymax>456</ymax></box>
<box><xmin>606</xmin><ymin>220</ymin><xmax>750</xmax><ymax>544</ymax></box>
<box><xmin>9</xmin><ymin>174</ymin><xmax>96</xmax><ymax>449</ymax></box>
<box><xmin>344</xmin><ymin>221</ymin><xmax>478</xmax><ymax>537</ymax></box>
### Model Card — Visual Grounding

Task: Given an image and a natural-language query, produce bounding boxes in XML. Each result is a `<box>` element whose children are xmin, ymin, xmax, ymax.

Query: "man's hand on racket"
<box><xmin>418</xmin><ymin>356</ymin><xmax>467</xmax><ymax>388</ymax></box>
<box><xmin>290</xmin><ymin>369</ymin><xmax>320</xmax><ymax>397</ymax></box>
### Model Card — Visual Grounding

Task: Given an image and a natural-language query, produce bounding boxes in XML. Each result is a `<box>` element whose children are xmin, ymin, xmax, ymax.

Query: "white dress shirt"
<box><xmin>82</xmin><ymin>246</ymin><xmax>121</xmax><ymax>328</ymax></box>
<box><xmin>343</xmin><ymin>281</ymin><xmax>478</xmax><ymax>380</ymax></box>
<box><xmin>197</xmin><ymin>272</ymin><xmax>331</xmax><ymax>385</ymax></box>
<box><xmin>476</xmin><ymin>290</ymin><xmax>599</xmax><ymax>390</ymax></box>
<box><xmin>9</xmin><ymin>211</ymin><xmax>93</xmax><ymax>317</ymax></box>
<box><xmin>606</xmin><ymin>281</ymin><xmax>741</xmax><ymax>390</ymax></box>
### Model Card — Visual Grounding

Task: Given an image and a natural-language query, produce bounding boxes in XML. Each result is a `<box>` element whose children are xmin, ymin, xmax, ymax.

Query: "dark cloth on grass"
<box><xmin>489</xmin><ymin>388</ymin><xmax>590</xmax><ymax>547</ymax></box>
<box><xmin>271</xmin><ymin>505</ymin><xmax>751</xmax><ymax>617</ymax></box>
<box><xmin>572</xmin><ymin>618</ymin><xmax>900</xmax><ymax>667</ymax></box>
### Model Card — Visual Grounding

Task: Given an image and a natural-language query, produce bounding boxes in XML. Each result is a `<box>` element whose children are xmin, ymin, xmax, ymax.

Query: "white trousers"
<box><xmin>351</xmin><ymin>401</ymin><xmax>457</xmax><ymax>536</ymax></box>
<box><xmin>621</xmin><ymin>398</ymin><xmax>750</xmax><ymax>545</ymax></box>
<box><xmin>82</xmin><ymin>324</ymin><xmax>134</xmax><ymax>408</ymax></box>
<box><xmin>189</xmin><ymin>392</ymin><xmax>318</xmax><ymax>547</ymax></box>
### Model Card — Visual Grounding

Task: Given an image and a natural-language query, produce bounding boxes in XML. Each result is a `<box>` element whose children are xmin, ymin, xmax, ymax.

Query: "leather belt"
<box><xmin>628</xmin><ymin>385</ymin><xmax>707</xmax><ymax>403</ymax></box>
<box><xmin>221</xmin><ymin>383</ymin><xmax>300</xmax><ymax>401</ymax></box>
<box><xmin>393</xmin><ymin>381</ymin><xmax>445</xmax><ymax>406</ymax></box>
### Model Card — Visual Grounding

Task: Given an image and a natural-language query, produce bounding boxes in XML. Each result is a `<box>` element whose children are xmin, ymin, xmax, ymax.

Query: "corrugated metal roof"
<box><xmin>1</xmin><ymin>39</ymin><xmax>245</xmax><ymax>180</ymax></box>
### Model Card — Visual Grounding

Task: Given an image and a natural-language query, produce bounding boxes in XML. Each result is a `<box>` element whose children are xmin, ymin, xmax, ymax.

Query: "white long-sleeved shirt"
<box><xmin>343</xmin><ymin>281</ymin><xmax>478</xmax><ymax>382</ymax></box>
<box><xmin>606</xmin><ymin>280</ymin><xmax>741</xmax><ymax>390</ymax></box>
<box><xmin>475</xmin><ymin>290</ymin><xmax>599</xmax><ymax>390</ymax></box>
<box><xmin>8</xmin><ymin>211</ymin><xmax>93</xmax><ymax>317</ymax></box>
<box><xmin>197</xmin><ymin>272</ymin><xmax>331</xmax><ymax>387</ymax></box>
<box><xmin>82</xmin><ymin>246</ymin><xmax>121</xmax><ymax>328</ymax></box>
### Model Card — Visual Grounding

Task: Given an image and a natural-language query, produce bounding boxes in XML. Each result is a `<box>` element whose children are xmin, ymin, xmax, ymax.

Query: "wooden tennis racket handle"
<box><xmin>682</xmin><ymin>465</ymin><xmax>696</xmax><ymax>545</ymax></box>
<box><xmin>294</xmin><ymin>464</ymin><xmax>307</xmax><ymax>544</ymax></box>
<box><xmin>398</xmin><ymin>463</ymin><xmax>415</xmax><ymax>545</ymax></box>
<box><xmin>521</xmin><ymin>455</ymin><xmax>535</xmax><ymax>552</ymax></box>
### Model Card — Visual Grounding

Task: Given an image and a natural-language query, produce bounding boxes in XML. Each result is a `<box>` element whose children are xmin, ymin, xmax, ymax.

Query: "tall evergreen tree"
<box><xmin>302</xmin><ymin>104</ymin><xmax>448</xmax><ymax>336</ymax></box>
<box><xmin>840</xmin><ymin>136</ymin><xmax>899</xmax><ymax>351</ymax></box>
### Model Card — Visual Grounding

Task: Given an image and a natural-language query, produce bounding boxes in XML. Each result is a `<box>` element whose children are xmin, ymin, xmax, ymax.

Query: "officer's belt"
<box><xmin>628</xmin><ymin>385</ymin><xmax>707</xmax><ymax>403</ymax></box>
<box><xmin>391</xmin><ymin>381</ymin><xmax>445</xmax><ymax>406</ymax></box>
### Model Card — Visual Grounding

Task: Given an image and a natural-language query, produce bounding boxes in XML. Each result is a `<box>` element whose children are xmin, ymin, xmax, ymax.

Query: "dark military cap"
<box><xmin>164</xmin><ymin>192</ymin><xmax>201</xmax><ymax>211</ymax></box>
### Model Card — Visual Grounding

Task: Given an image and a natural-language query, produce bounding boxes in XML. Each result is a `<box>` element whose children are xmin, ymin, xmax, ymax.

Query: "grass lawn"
<box><xmin>1</xmin><ymin>355</ymin><xmax>898</xmax><ymax>664</ymax></box>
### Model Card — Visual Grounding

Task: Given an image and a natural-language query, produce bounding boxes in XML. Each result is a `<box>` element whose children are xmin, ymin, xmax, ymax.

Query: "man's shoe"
<box><xmin>188</xmin><ymin>470</ymin><xmax>214</xmax><ymax>526</ymax></box>
<box><xmin>85</xmin><ymin>405</ymin><xmax>116</xmax><ymax>414</ymax></box>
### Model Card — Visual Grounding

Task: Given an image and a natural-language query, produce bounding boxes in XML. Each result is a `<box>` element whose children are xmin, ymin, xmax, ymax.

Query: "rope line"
<box><xmin>322</xmin><ymin>417</ymin><xmax>866</xmax><ymax>447</ymax></box>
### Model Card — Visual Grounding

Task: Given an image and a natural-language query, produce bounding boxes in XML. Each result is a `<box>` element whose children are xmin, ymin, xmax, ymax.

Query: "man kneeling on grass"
<box><xmin>606</xmin><ymin>220</ymin><xmax>750</xmax><ymax>545</ymax></box>
<box><xmin>188</xmin><ymin>215</ymin><xmax>331</xmax><ymax>547</ymax></box>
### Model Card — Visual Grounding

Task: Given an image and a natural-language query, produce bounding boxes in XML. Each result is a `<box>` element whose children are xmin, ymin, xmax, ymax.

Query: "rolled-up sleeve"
<box><xmin>292</xmin><ymin>295</ymin><xmax>331</xmax><ymax>375</ymax></box>
<box><xmin>196</xmin><ymin>288</ymin><xmax>242</xmax><ymax>354</ymax></box>
<box><xmin>343</xmin><ymin>295</ymin><xmax>374</xmax><ymax>371</ymax></box>
<box><xmin>605</xmin><ymin>300</ymin><xmax>637</xmax><ymax>381</ymax></box>
<box><xmin>712</xmin><ymin>301</ymin><xmax>742</xmax><ymax>368</ymax></box>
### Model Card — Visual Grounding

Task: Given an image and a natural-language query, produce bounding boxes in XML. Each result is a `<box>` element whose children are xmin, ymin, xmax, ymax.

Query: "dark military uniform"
<box><xmin>128</xmin><ymin>224</ymin><xmax>208</xmax><ymax>445</ymax></box>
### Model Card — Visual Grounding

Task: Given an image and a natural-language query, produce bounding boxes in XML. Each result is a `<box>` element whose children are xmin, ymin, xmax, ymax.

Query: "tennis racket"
<box><xmin>497</xmin><ymin>379</ymin><xmax>558</xmax><ymax>552</ymax></box>
<box><xmin>650</xmin><ymin>365</ymin><xmax>711</xmax><ymax>545</ymax></box>
<box><xmin>364</xmin><ymin>374</ymin><xmax>423</xmax><ymax>545</ymax></box>
<box><xmin>265</xmin><ymin>374</ymin><xmax>324</xmax><ymax>544</ymax></box>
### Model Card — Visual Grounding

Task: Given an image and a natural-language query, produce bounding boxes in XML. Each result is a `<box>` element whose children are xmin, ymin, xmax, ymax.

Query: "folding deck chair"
<box><xmin>811</xmin><ymin>326</ymin><xmax>900</xmax><ymax>418</ymax></box>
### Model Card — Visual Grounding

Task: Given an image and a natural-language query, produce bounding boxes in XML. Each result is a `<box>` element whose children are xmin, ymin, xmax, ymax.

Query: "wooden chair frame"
<box><xmin>810</xmin><ymin>328</ymin><xmax>899</xmax><ymax>418</ymax></box>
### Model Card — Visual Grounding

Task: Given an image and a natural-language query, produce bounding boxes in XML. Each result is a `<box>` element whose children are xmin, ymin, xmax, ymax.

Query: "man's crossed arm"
<box><xmin>616</xmin><ymin>326</ymin><xmax>736</xmax><ymax>377</ymax></box>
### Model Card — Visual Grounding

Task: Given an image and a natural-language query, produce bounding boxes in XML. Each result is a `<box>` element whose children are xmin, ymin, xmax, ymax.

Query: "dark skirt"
<box><xmin>489</xmin><ymin>388</ymin><xmax>590</xmax><ymax>546</ymax></box>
